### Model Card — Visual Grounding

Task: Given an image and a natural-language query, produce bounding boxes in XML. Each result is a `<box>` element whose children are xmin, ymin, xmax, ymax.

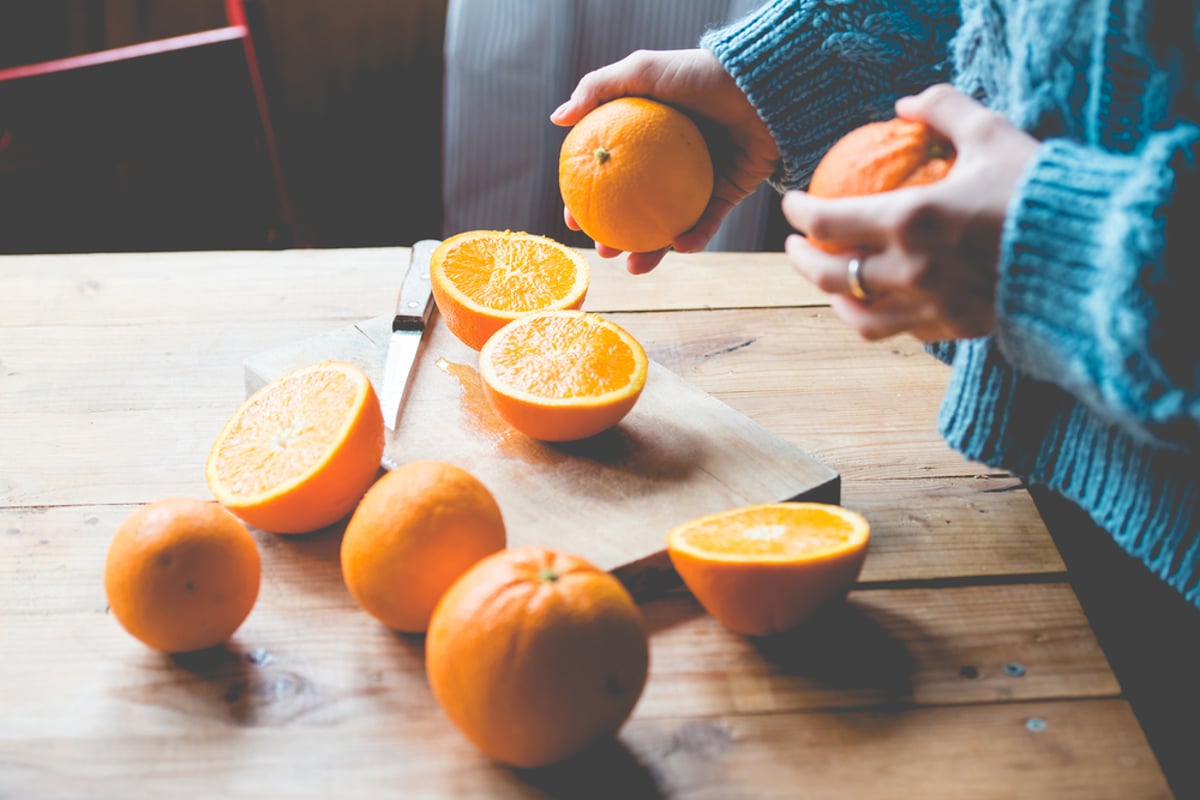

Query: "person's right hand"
<box><xmin>552</xmin><ymin>48</ymin><xmax>779</xmax><ymax>274</ymax></box>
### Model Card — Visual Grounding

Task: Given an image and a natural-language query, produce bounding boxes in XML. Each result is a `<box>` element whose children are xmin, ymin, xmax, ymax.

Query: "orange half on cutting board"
<box><xmin>478</xmin><ymin>309</ymin><xmax>648</xmax><ymax>442</ymax></box>
<box><xmin>430</xmin><ymin>229</ymin><xmax>590</xmax><ymax>350</ymax></box>
<box><xmin>667</xmin><ymin>502</ymin><xmax>870</xmax><ymax>636</ymax></box>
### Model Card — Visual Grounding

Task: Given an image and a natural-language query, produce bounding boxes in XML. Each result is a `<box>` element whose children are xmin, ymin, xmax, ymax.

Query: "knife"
<box><xmin>379</xmin><ymin>239</ymin><xmax>438</xmax><ymax>431</ymax></box>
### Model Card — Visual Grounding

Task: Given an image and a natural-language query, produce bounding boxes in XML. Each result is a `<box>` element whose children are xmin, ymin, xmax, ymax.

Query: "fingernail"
<box><xmin>551</xmin><ymin>102</ymin><xmax>570</xmax><ymax>120</ymax></box>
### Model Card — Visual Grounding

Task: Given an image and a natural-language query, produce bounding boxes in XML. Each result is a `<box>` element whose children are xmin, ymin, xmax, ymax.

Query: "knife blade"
<box><xmin>379</xmin><ymin>239</ymin><xmax>438</xmax><ymax>431</ymax></box>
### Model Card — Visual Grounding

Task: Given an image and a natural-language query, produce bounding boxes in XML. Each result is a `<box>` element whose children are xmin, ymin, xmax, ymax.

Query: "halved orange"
<box><xmin>479</xmin><ymin>309</ymin><xmax>648</xmax><ymax>442</ymax></box>
<box><xmin>206</xmin><ymin>360</ymin><xmax>385</xmax><ymax>534</ymax></box>
<box><xmin>667</xmin><ymin>502</ymin><xmax>870</xmax><ymax>636</ymax></box>
<box><xmin>430</xmin><ymin>230</ymin><xmax>590</xmax><ymax>351</ymax></box>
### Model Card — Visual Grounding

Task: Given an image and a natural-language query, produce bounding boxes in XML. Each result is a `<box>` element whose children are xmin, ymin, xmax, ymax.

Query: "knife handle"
<box><xmin>394</xmin><ymin>239</ymin><xmax>438</xmax><ymax>332</ymax></box>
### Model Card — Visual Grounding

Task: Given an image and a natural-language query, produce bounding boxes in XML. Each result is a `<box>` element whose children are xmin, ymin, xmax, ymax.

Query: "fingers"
<box><xmin>894</xmin><ymin>84</ymin><xmax>1008</xmax><ymax>151</ymax></box>
<box><xmin>785</xmin><ymin>234</ymin><xmax>887</xmax><ymax>297</ymax></box>
<box><xmin>782</xmin><ymin>191</ymin><xmax>894</xmax><ymax>254</ymax></box>
<box><xmin>550</xmin><ymin>50</ymin><xmax>665</xmax><ymax>127</ymax></box>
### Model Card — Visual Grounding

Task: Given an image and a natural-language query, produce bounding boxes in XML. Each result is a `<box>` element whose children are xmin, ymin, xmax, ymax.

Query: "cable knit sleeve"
<box><xmin>996</xmin><ymin>125</ymin><xmax>1200</xmax><ymax>453</ymax></box>
<box><xmin>701</xmin><ymin>0</ymin><xmax>960</xmax><ymax>191</ymax></box>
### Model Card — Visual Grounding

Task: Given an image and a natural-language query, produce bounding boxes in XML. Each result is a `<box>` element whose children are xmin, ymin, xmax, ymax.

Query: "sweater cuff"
<box><xmin>701</xmin><ymin>0</ymin><xmax>958</xmax><ymax>190</ymax></box>
<box><xmin>995</xmin><ymin>141</ymin><xmax>1143</xmax><ymax>386</ymax></box>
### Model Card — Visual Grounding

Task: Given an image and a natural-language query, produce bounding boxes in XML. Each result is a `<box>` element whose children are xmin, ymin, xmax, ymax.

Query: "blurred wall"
<box><xmin>0</xmin><ymin>0</ymin><xmax>447</xmax><ymax>250</ymax></box>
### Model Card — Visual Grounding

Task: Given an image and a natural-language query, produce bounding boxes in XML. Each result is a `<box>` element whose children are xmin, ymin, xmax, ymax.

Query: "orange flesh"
<box><xmin>208</xmin><ymin>368</ymin><xmax>358</xmax><ymax>496</ymax></box>
<box><xmin>440</xmin><ymin>236</ymin><xmax>584</xmax><ymax>312</ymax></box>
<box><xmin>486</xmin><ymin>315</ymin><xmax>638</xmax><ymax>400</ymax></box>
<box><xmin>671</xmin><ymin>505</ymin><xmax>866</xmax><ymax>561</ymax></box>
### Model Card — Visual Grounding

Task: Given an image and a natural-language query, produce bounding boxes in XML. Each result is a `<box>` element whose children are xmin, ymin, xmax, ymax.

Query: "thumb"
<box><xmin>895</xmin><ymin>83</ymin><xmax>990</xmax><ymax>142</ymax></box>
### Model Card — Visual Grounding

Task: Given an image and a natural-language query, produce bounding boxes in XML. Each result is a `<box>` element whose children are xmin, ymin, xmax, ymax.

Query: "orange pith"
<box><xmin>205</xmin><ymin>360</ymin><xmax>385</xmax><ymax>534</ymax></box>
<box><xmin>478</xmin><ymin>310</ymin><xmax>648</xmax><ymax>441</ymax></box>
<box><xmin>667</xmin><ymin>502</ymin><xmax>870</xmax><ymax>636</ymax></box>
<box><xmin>559</xmin><ymin>96</ymin><xmax>714</xmax><ymax>254</ymax></box>
<box><xmin>430</xmin><ymin>230</ymin><xmax>590</xmax><ymax>351</ymax></box>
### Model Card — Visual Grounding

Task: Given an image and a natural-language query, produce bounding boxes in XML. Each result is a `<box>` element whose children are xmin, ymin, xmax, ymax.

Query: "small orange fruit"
<box><xmin>807</xmin><ymin>117</ymin><xmax>955</xmax><ymax>252</ymax></box>
<box><xmin>340</xmin><ymin>460</ymin><xmax>506</xmax><ymax>633</ymax></box>
<box><xmin>559</xmin><ymin>96</ymin><xmax>714</xmax><ymax>253</ymax></box>
<box><xmin>478</xmin><ymin>309</ymin><xmax>648</xmax><ymax>442</ymax></box>
<box><xmin>426</xmin><ymin>546</ymin><xmax>649</xmax><ymax>768</ymax></box>
<box><xmin>104</xmin><ymin>497</ymin><xmax>261</xmax><ymax>653</ymax></box>
<box><xmin>667</xmin><ymin>502</ymin><xmax>870</xmax><ymax>636</ymax></box>
<box><xmin>206</xmin><ymin>360</ymin><xmax>385</xmax><ymax>534</ymax></box>
<box><xmin>430</xmin><ymin>229</ymin><xmax>590</xmax><ymax>351</ymax></box>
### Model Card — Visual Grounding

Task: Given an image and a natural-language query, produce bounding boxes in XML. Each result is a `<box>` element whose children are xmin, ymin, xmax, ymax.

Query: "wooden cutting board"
<box><xmin>244</xmin><ymin>313</ymin><xmax>839</xmax><ymax>598</ymax></box>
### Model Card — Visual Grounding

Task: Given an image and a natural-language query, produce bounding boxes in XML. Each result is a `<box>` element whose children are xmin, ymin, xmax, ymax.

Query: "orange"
<box><xmin>559</xmin><ymin>96</ymin><xmax>714</xmax><ymax>253</ymax></box>
<box><xmin>104</xmin><ymin>497</ymin><xmax>261</xmax><ymax>653</ymax></box>
<box><xmin>478</xmin><ymin>309</ymin><xmax>648</xmax><ymax>442</ymax></box>
<box><xmin>807</xmin><ymin>117</ymin><xmax>955</xmax><ymax>252</ymax></box>
<box><xmin>430</xmin><ymin>229</ymin><xmax>590</xmax><ymax>351</ymax></box>
<box><xmin>666</xmin><ymin>502</ymin><xmax>870</xmax><ymax>636</ymax></box>
<box><xmin>426</xmin><ymin>546</ymin><xmax>649</xmax><ymax>768</ymax></box>
<box><xmin>206</xmin><ymin>360</ymin><xmax>385</xmax><ymax>534</ymax></box>
<box><xmin>340</xmin><ymin>460</ymin><xmax>506</xmax><ymax>633</ymax></box>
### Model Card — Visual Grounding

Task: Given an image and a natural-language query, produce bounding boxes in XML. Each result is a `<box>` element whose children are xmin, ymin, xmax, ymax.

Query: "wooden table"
<box><xmin>0</xmin><ymin>247</ymin><xmax>1173</xmax><ymax>798</ymax></box>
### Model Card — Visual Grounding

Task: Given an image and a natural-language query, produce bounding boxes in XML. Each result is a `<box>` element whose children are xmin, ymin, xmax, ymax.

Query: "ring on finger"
<box><xmin>846</xmin><ymin>256</ymin><xmax>872</xmax><ymax>300</ymax></box>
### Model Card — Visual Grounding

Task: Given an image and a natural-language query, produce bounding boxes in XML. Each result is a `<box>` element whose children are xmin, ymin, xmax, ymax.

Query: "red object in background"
<box><xmin>0</xmin><ymin>0</ymin><xmax>298</xmax><ymax>253</ymax></box>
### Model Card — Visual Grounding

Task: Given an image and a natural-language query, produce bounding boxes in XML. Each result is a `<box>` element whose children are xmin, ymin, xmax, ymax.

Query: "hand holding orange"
<box><xmin>559</xmin><ymin>96</ymin><xmax>714</xmax><ymax>253</ymax></box>
<box><xmin>806</xmin><ymin>117</ymin><xmax>955</xmax><ymax>253</ymax></box>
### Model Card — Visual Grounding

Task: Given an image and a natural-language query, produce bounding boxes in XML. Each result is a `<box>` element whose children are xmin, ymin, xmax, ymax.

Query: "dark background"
<box><xmin>0</xmin><ymin>0</ymin><xmax>448</xmax><ymax>253</ymax></box>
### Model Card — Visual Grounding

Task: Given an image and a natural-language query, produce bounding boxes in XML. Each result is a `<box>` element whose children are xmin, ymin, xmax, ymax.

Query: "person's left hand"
<box><xmin>783</xmin><ymin>84</ymin><xmax>1039</xmax><ymax>342</ymax></box>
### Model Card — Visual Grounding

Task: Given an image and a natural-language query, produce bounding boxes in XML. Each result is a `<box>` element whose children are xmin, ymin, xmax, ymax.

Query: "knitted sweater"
<box><xmin>703</xmin><ymin>0</ymin><xmax>1200</xmax><ymax>607</ymax></box>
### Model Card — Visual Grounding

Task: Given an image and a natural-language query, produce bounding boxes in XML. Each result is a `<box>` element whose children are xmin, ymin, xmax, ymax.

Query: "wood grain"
<box><xmin>0</xmin><ymin>248</ymin><xmax>825</xmax><ymax>326</ymax></box>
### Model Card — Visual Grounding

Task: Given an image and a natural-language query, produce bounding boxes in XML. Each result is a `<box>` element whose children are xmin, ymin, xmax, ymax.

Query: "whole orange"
<box><xmin>559</xmin><ymin>96</ymin><xmax>713</xmax><ymax>253</ymax></box>
<box><xmin>104</xmin><ymin>497</ymin><xmax>261</xmax><ymax>653</ymax></box>
<box><xmin>426</xmin><ymin>547</ymin><xmax>649</xmax><ymax>768</ymax></box>
<box><xmin>807</xmin><ymin>117</ymin><xmax>955</xmax><ymax>252</ymax></box>
<box><xmin>340</xmin><ymin>460</ymin><xmax>506</xmax><ymax>633</ymax></box>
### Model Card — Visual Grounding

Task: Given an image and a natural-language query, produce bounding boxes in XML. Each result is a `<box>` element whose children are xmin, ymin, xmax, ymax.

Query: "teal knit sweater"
<box><xmin>703</xmin><ymin>0</ymin><xmax>1200</xmax><ymax>607</ymax></box>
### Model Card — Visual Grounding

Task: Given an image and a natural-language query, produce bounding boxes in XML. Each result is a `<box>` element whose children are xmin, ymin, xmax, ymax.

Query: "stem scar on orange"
<box><xmin>104</xmin><ymin>497</ymin><xmax>261</xmax><ymax>653</ymax></box>
<box><xmin>429</xmin><ymin>229</ymin><xmax>590</xmax><ymax>351</ymax></box>
<box><xmin>666</xmin><ymin>502</ymin><xmax>870</xmax><ymax>636</ymax></box>
<box><xmin>206</xmin><ymin>360</ymin><xmax>385</xmax><ymax>534</ymax></box>
<box><xmin>340</xmin><ymin>460</ymin><xmax>506</xmax><ymax>633</ymax></box>
<box><xmin>426</xmin><ymin>546</ymin><xmax>649</xmax><ymax>768</ymax></box>
<box><xmin>806</xmin><ymin>117</ymin><xmax>956</xmax><ymax>253</ymax></box>
<box><xmin>478</xmin><ymin>309</ymin><xmax>648</xmax><ymax>442</ymax></box>
<box><xmin>559</xmin><ymin>96</ymin><xmax>714</xmax><ymax>254</ymax></box>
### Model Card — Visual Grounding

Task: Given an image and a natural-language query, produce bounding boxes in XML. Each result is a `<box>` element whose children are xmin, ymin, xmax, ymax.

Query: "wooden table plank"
<box><xmin>0</xmin><ymin>248</ymin><xmax>825</xmax><ymax>329</ymax></box>
<box><xmin>0</xmin><ymin>697</ymin><xmax>1167</xmax><ymax>799</ymax></box>
<box><xmin>0</xmin><ymin>582</ymin><xmax>1117</xmax><ymax>725</ymax></box>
